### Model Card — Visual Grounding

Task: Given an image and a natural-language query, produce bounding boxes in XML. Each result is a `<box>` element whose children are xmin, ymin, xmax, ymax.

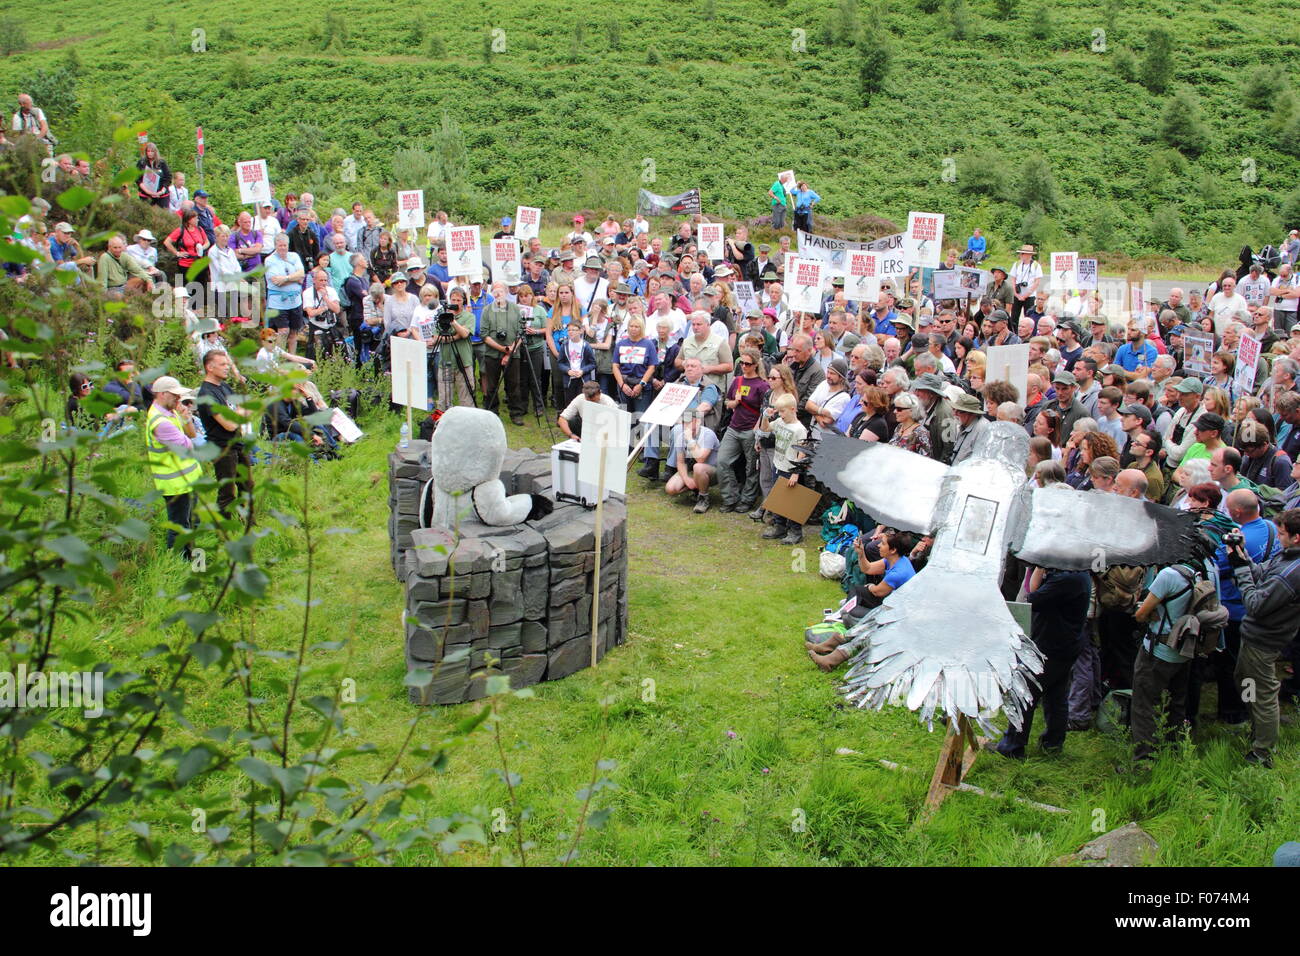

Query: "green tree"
<box><xmin>0</xmin><ymin>16</ymin><xmax>26</xmax><ymax>55</ymax></box>
<box><xmin>918</xmin><ymin>0</ymin><xmax>941</xmax><ymax>13</ymax></box>
<box><xmin>1028</xmin><ymin>2</ymin><xmax>1052</xmax><ymax>40</ymax></box>
<box><xmin>1016</xmin><ymin>155</ymin><xmax>1060</xmax><ymax>212</ymax></box>
<box><xmin>1087</xmin><ymin>203</ymin><xmax>1122</xmax><ymax>251</ymax></box>
<box><xmin>606</xmin><ymin>18</ymin><xmax>622</xmax><ymax>50</ymax></box>
<box><xmin>1140</xmin><ymin>28</ymin><xmax>1173</xmax><ymax>93</ymax></box>
<box><xmin>227</xmin><ymin>53</ymin><xmax>252</xmax><ymax>90</ymax></box>
<box><xmin>646</xmin><ymin>46</ymin><xmax>660</xmax><ymax>65</ymax></box>
<box><xmin>856</xmin><ymin>33</ymin><xmax>890</xmax><ymax>105</ymax></box>
<box><xmin>957</xmin><ymin>150</ymin><xmax>1011</xmax><ymax>200</ymax></box>
<box><xmin>1280</xmin><ymin>189</ymin><xmax>1300</xmax><ymax>232</ymax></box>
<box><xmin>1157</xmin><ymin>89</ymin><xmax>1209</xmax><ymax>157</ymax></box>
<box><xmin>427</xmin><ymin>35</ymin><xmax>446</xmax><ymax>58</ymax></box>
<box><xmin>947</xmin><ymin>0</ymin><xmax>971</xmax><ymax>40</ymax></box>
<box><xmin>836</xmin><ymin>0</ymin><xmax>860</xmax><ymax>43</ymax></box>
<box><xmin>22</xmin><ymin>64</ymin><xmax>79</xmax><ymax>121</ymax></box>
<box><xmin>1241</xmin><ymin>65</ymin><xmax>1288</xmax><ymax>110</ymax></box>
<box><xmin>1113</xmin><ymin>46</ymin><xmax>1138</xmax><ymax>83</ymax></box>
<box><xmin>1018</xmin><ymin>206</ymin><xmax>1050</xmax><ymax>247</ymax></box>
<box><xmin>482</xmin><ymin>31</ymin><xmax>493</xmax><ymax>63</ymax></box>
<box><xmin>994</xmin><ymin>0</ymin><xmax>1013</xmax><ymax>16</ymax></box>
<box><xmin>1149</xmin><ymin>206</ymin><xmax>1186</xmax><ymax>253</ymax></box>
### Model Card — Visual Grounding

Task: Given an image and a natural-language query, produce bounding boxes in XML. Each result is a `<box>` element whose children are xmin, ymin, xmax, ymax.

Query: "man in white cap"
<box><xmin>145</xmin><ymin>375</ymin><xmax>201</xmax><ymax>556</ymax></box>
<box><xmin>125</xmin><ymin>228</ymin><xmax>165</xmax><ymax>282</ymax></box>
<box><xmin>255</xmin><ymin>199</ymin><xmax>281</xmax><ymax>246</ymax></box>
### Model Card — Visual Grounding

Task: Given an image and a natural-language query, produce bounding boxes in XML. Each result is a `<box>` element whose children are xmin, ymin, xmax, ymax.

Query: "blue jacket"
<box><xmin>1216</xmin><ymin>516</ymin><xmax>1280</xmax><ymax>621</ymax></box>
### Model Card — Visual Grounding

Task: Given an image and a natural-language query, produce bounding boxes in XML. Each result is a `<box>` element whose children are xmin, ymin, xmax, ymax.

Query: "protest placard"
<box><xmin>734</xmin><ymin>281</ymin><xmax>759</xmax><ymax>316</ymax></box>
<box><xmin>906</xmin><ymin>212</ymin><xmax>945</xmax><ymax>270</ymax></box>
<box><xmin>985</xmin><ymin>343</ymin><xmax>1030</xmax><ymax>404</ymax></box>
<box><xmin>447</xmin><ymin>225</ymin><xmax>483</xmax><ymax>277</ymax></box>
<box><xmin>797</xmin><ymin>229</ymin><xmax>905</xmax><ymax>281</ymax></box>
<box><xmin>1050</xmin><ymin>251</ymin><xmax>1078</xmax><ymax>291</ymax></box>
<box><xmin>330</xmin><ymin>409</ymin><xmax>364</xmax><ymax>444</ymax></box>
<box><xmin>932</xmin><ymin>269</ymin><xmax>963</xmax><ymax>302</ymax></box>
<box><xmin>699</xmin><ymin>222</ymin><xmax>724</xmax><ymax>263</ymax></box>
<box><xmin>1235</xmin><ymin>334</ymin><xmax>1261</xmax><ymax>395</ymax></box>
<box><xmin>1077</xmin><ymin>258</ymin><xmax>1098</xmax><ymax>290</ymax></box>
<box><xmin>1182</xmin><ymin>331</ymin><xmax>1214</xmax><ymax>376</ymax></box>
<box><xmin>396</xmin><ymin>190</ymin><xmax>425</xmax><ymax>231</ymax></box>
<box><xmin>844</xmin><ymin>250</ymin><xmax>881</xmax><ymax>303</ymax></box>
<box><xmin>778</xmin><ymin>170</ymin><xmax>795</xmax><ymax>192</ymax></box>
<box><xmin>390</xmin><ymin>335</ymin><xmax>428</xmax><ymax>411</ymax></box>
<box><xmin>514</xmin><ymin>205</ymin><xmax>541</xmax><ymax>240</ymax></box>
<box><xmin>640</xmin><ymin>382</ymin><xmax>700</xmax><ymax>427</ymax></box>
<box><xmin>491</xmin><ymin>237</ymin><xmax>521</xmax><ymax>285</ymax></box>
<box><xmin>235</xmin><ymin>160</ymin><xmax>271</xmax><ymax>205</ymax></box>
<box><xmin>787</xmin><ymin>257</ymin><xmax>825</xmax><ymax>313</ymax></box>
<box><xmin>578</xmin><ymin>403</ymin><xmax>631</xmax><ymax>496</ymax></box>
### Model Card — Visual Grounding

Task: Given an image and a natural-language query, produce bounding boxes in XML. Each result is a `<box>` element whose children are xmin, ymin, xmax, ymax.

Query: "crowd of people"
<box><xmin>10</xmin><ymin>92</ymin><xmax>1300</xmax><ymax>770</ymax></box>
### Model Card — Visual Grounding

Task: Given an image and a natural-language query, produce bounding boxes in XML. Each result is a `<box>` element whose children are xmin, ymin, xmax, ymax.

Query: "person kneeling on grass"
<box><xmin>759</xmin><ymin>392</ymin><xmax>809</xmax><ymax>545</ymax></box>
<box><xmin>807</xmin><ymin>528</ymin><xmax>916</xmax><ymax>670</ymax></box>
<box><xmin>665</xmin><ymin>410</ymin><xmax>721</xmax><ymax>514</ymax></box>
<box><xmin>558</xmin><ymin>380</ymin><xmax>618</xmax><ymax>440</ymax></box>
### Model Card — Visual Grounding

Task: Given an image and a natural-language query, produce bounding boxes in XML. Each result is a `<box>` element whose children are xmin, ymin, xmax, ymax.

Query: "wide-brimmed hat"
<box><xmin>1016</xmin><ymin>244</ymin><xmax>1036</xmax><ymax>255</ymax></box>
<box><xmin>990</xmin><ymin>265</ymin><xmax>1008</xmax><ymax>277</ymax></box>
<box><xmin>406</xmin><ymin>257</ymin><xmax>426</xmax><ymax>270</ymax></box>
<box><xmin>582</xmin><ymin>256</ymin><xmax>603</xmax><ymax>270</ymax></box>
<box><xmin>134</xmin><ymin>228</ymin><xmax>156</xmax><ymax>242</ymax></box>
<box><xmin>952</xmin><ymin>392</ymin><xmax>985</xmax><ymax>415</ymax></box>
<box><xmin>612</xmin><ymin>281</ymin><xmax>633</xmax><ymax>295</ymax></box>
<box><xmin>912</xmin><ymin>372</ymin><xmax>947</xmax><ymax>395</ymax></box>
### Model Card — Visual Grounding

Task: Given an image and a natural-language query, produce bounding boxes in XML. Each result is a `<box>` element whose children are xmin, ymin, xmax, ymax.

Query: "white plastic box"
<box><xmin>550</xmin><ymin>439</ymin><xmax>609</xmax><ymax>508</ymax></box>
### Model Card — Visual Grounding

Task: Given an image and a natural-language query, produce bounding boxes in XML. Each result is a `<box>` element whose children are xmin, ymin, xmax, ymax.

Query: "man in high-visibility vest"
<box><xmin>145</xmin><ymin>375</ymin><xmax>200</xmax><ymax>557</ymax></box>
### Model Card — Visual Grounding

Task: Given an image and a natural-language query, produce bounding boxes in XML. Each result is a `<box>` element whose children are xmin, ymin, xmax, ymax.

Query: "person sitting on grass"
<box><xmin>758</xmin><ymin>392</ymin><xmax>809</xmax><ymax>545</ymax></box>
<box><xmin>807</xmin><ymin>528</ymin><xmax>916</xmax><ymax>671</ymax></box>
<box><xmin>558</xmin><ymin>380</ymin><xmax>618</xmax><ymax>440</ymax></box>
<box><xmin>664</xmin><ymin>410</ymin><xmax>721</xmax><ymax>514</ymax></box>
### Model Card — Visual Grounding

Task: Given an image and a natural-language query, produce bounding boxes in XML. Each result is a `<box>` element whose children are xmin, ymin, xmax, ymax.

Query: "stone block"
<box><xmin>548</xmin><ymin>602</ymin><xmax>576</xmax><ymax>647</ymax></box>
<box><xmin>521</xmin><ymin>621</ymin><xmax>547</xmax><ymax>654</ymax></box>
<box><xmin>413</xmin><ymin>598</ymin><xmax>466</xmax><ymax>628</ymax></box>
<box><xmin>448</xmin><ymin>537</ymin><xmax>498</xmax><ymax>574</ymax></box>
<box><xmin>406</xmin><ymin>620</ymin><xmax>476</xmax><ymax>662</ymax></box>
<box><xmin>394</xmin><ymin>477</ymin><xmax>423</xmax><ymax>516</ymax></box>
<box><xmin>548</xmin><ymin>636</ymin><xmax>591</xmax><ymax>681</ymax></box>
<box><xmin>468</xmin><ymin>599</ymin><xmax>490</xmax><ymax>635</ymax></box>
<box><xmin>524</xmin><ymin>550</ymin><xmax>548</xmax><ymax>568</ymax></box>
<box><xmin>407</xmin><ymin>656</ymin><xmax>469</xmax><ymax>706</ymax></box>
<box><xmin>409</xmin><ymin>528</ymin><xmax>457</xmax><ymax>577</ymax></box>
<box><xmin>522</xmin><ymin>566</ymin><xmax>548</xmax><ymax>620</ymax></box>
<box><xmin>548</xmin><ymin>573</ymin><xmax>589</xmax><ymax>607</ymax></box>
<box><xmin>501</xmin><ymin>643</ymin><xmax>522</xmax><ymax>660</ymax></box>
<box><xmin>545</xmin><ymin>518</ymin><xmax>595</xmax><ymax>555</ymax></box>
<box><xmin>439</xmin><ymin>571</ymin><xmax>489</xmax><ymax>600</ymax></box>
<box><xmin>549</xmin><ymin>561</ymin><xmax>584</xmax><ymax>584</ymax></box>
<box><xmin>488</xmin><ymin>622</ymin><xmax>522</xmax><ymax>650</ymax></box>
<box><xmin>575</xmin><ymin>595</ymin><xmax>592</xmax><ymax>631</ymax></box>
<box><xmin>504</xmin><ymin>653</ymin><xmax>547</xmax><ymax>688</ymax></box>
<box><xmin>489</xmin><ymin>569</ymin><xmax>523</xmax><ymax>624</ymax></box>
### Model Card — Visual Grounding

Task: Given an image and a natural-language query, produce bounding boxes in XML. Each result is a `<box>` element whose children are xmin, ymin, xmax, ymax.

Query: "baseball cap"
<box><xmin>1195</xmin><ymin>413</ymin><xmax>1225</xmax><ymax>433</ymax></box>
<box><xmin>261</xmin><ymin>199</ymin><xmax>273</xmax><ymax>208</ymax></box>
<box><xmin>1173</xmin><ymin>378</ymin><xmax>1204</xmax><ymax>394</ymax></box>
<box><xmin>1119</xmin><ymin>403</ymin><xmax>1153</xmax><ymax>425</ymax></box>
<box><xmin>1052</xmin><ymin>370</ymin><xmax>1077</xmax><ymax>386</ymax></box>
<box><xmin>151</xmin><ymin>375</ymin><xmax>191</xmax><ymax>398</ymax></box>
<box><xmin>1100</xmin><ymin>364</ymin><xmax>1126</xmax><ymax>378</ymax></box>
<box><xmin>1169</xmin><ymin>324</ymin><xmax>1189</xmax><ymax>336</ymax></box>
<box><xmin>573</xmin><ymin>215</ymin><xmax>585</xmax><ymax>223</ymax></box>
<box><xmin>633</xmin><ymin>260</ymin><xmax>651</xmax><ymax>271</ymax></box>
<box><xmin>601</xmin><ymin>235</ymin><xmax>615</xmax><ymax>245</ymax></box>
<box><xmin>54</xmin><ymin>221</ymin><xmax>74</xmax><ymax>234</ymax></box>
<box><xmin>989</xmin><ymin>309</ymin><xmax>1010</xmax><ymax>324</ymax></box>
<box><xmin>703</xmin><ymin>284</ymin><xmax>721</xmax><ymax>296</ymax></box>
<box><xmin>501</xmin><ymin>216</ymin><xmax>512</xmax><ymax>226</ymax></box>
<box><xmin>194</xmin><ymin>189</ymin><xmax>209</xmax><ymax>198</ymax></box>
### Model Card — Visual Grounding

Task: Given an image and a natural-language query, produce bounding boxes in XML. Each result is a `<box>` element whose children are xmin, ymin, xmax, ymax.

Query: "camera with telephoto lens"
<box><xmin>1223</xmin><ymin>529</ymin><xmax>1245</xmax><ymax>550</ymax></box>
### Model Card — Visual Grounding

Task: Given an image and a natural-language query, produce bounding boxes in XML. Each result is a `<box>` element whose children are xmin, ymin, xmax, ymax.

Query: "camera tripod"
<box><xmin>432</xmin><ymin>329</ymin><xmax>479</xmax><ymax>411</ymax></box>
<box><xmin>506</xmin><ymin>316</ymin><xmax>557</xmax><ymax>440</ymax></box>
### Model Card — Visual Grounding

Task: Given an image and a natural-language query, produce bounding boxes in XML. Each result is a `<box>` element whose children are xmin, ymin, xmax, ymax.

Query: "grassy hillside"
<box><xmin>6</xmin><ymin>0</ymin><xmax>1300</xmax><ymax>266</ymax></box>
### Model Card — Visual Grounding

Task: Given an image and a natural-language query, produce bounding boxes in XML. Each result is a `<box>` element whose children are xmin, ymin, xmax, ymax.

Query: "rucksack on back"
<box><xmin>1158</xmin><ymin>565</ymin><xmax>1228</xmax><ymax>660</ymax></box>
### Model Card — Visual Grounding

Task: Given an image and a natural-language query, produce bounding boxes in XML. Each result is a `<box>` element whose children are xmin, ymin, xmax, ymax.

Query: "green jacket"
<box><xmin>98</xmin><ymin>250</ymin><xmax>150</xmax><ymax>289</ymax></box>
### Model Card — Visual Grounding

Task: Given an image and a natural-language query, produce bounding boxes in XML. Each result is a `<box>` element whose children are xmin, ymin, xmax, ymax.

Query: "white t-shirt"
<box><xmin>1238</xmin><ymin>275</ymin><xmax>1271</xmax><ymax>305</ymax></box>
<box><xmin>255</xmin><ymin>214</ymin><xmax>281</xmax><ymax>244</ymax></box>
<box><xmin>572</xmin><ymin>276</ymin><xmax>608</xmax><ymax>311</ymax></box>
<box><xmin>560</xmin><ymin>393</ymin><xmax>618</xmax><ymax>422</ymax></box>
<box><xmin>1209</xmin><ymin>292</ymin><xmax>1250</xmax><ymax>336</ymax></box>
<box><xmin>1009</xmin><ymin>259</ymin><xmax>1043</xmax><ymax>292</ymax></box>
<box><xmin>1271</xmin><ymin>274</ymin><xmax>1299</xmax><ymax>314</ymax></box>
<box><xmin>303</xmin><ymin>285</ymin><xmax>340</xmax><ymax>321</ymax></box>
<box><xmin>426</xmin><ymin>220</ymin><xmax>453</xmax><ymax>247</ymax></box>
<box><xmin>807</xmin><ymin>382</ymin><xmax>851</xmax><ymax>439</ymax></box>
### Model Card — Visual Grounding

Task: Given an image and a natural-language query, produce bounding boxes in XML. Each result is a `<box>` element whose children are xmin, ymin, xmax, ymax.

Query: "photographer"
<box><xmin>435</xmin><ymin>287</ymin><xmax>475</xmax><ymax>411</ymax></box>
<box><xmin>1226</xmin><ymin>507</ymin><xmax>1300</xmax><ymax>768</ymax></box>
<box><xmin>482</xmin><ymin>281</ymin><xmax>526</xmax><ymax>424</ymax></box>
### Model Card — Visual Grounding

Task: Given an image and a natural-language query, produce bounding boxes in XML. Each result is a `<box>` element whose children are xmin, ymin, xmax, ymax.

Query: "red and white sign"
<box><xmin>1050</xmin><ymin>251</ymin><xmax>1078</xmax><ymax>291</ymax></box>
<box><xmin>905</xmin><ymin>211</ymin><xmax>944</xmax><ymax>269</ymax></box>
<box><xmin>844</xmin><ymin>250</ymin><xmax>881</xmax><ymax>303</ymax></box>
<box><xmin>1235</xmin><ymin>334</ymin><xmax>1261</xmax><ymax>395</ymax></box>
<box><xmin>234</xmin><ymin>159</ymin><xmax>271</xmax><ymax>205</ymax></box>
<box><xmin>491</xmin><ymin>237</ymin><xmax>521</xmax><ymax>285</ymax></box>
<box><xmin>515</xmin><ymin>205</ymin><xmax>541</xmax><ymax>241</ymax></box>
<box><xmin>448</xmin><ymin>225</ymin><xmax>483</xmax><ymax>277</ymax></box>
<box><xmin>196</xmin><ymin>126</ymin><xmax>205</xmax><ymax>157</ymax></box>
<box><xmin>640</xmin><ymin>381</ymin><xmax>701</xmax><ymax>427</ymax></box>
<box><xmin>787</xmin><ymin>256</ymin><xmax>825</xmax><ymax>313</ymax></box>
<box><xmin>698</xmin><ymin>222</ymin><xmax>724</xmax><ymax>263</ymax></box>
<box><xmin>397</xmin><ymin>189</ymin><xmax>426</xmax><ymax>231</ymax></box>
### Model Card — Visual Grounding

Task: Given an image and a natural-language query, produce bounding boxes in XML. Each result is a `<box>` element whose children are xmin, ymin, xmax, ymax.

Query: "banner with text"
<box><xmin>448</xmin><ymin>225</ymin><xmax>484</xmax><ymax>278</ymax></box>
<box><xmin>637</xmin><ymin>188</ymin><xmax>702</xmax><ymax>217</ymax></box>
<box><xmin>906</xmin><ymin>211</ymin><xmax>945</xmax><ymax>270</ymax></box>
<box><xmin>796</xmin><ymin>229</ymin><xmax>906</xmax><ymax>284</ymax></box>
<box><xmin>787</xmin><ymin>257</ymin><xmax>825</xmax><ymax>313</ymax></box>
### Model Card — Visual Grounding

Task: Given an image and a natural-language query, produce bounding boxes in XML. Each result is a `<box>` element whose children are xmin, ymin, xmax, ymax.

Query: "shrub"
<box><xmin>646</xmin><ymin>46</ymin><xmax>660</xmax><ymax>65</ymax></box>
<box><xmin>427</xmin><ymin>35</ymin><xmax>445</xmax><ymax>57</ymax></box>
<box><xmin>22</xmin><ymin>64</ymin><xmax>79</xmax><ymax>121</ymax></box>
<box><xmin>1281</xmin><ymin>189</ymin><xmax>1300</xmax><ymax>232</ymax></box>
<box><xmin>1016</xmin><ymin>155</ymin><xmax>1060</xmax><ymax>212</ymax></box>
<box><xmin>1113</xmin><ymin>47</ymin><xmax>1138</xmax><ymax>83</ymax></box>
<box><xmin>606</xmin><ymin>18</ymin><xmax>621</xmax><ymax>50</ymax></box>
<box><xmin>918</xmin><ymin>0</ymin><xmax>941</xmax><ymax>13</ymax></box>
<box><xmin>1141</xmin><ymin>28</ymin><xmax>1173</xmax><ymax>93</ymax></box>
<box><xmin>1158</xmin><ymin>89</ymin><xmax>1210</xmax><ymax>157</ymax></box>
<box><xmin>1088</xmin><ymin>203</ymin><xmax>1122</xmax><ymax>251</ymax></box>
<box><xmin>1241</xmin><ymin>64</ymin><xmax>1288</xmax><ymax>111</ymax></box>
<box><xmin>227</xmin><ymin>53</ymin><xmax>251</xmax><ymax>90</ymax></box>
<box><xmin>856</xmin><ymin>33</ymin><xmax>890</xmax><ymax>105</ymax></box>
<box><xmin>836</xmin><ymin>0</ymin><xmax>860</xmax><ymax>43</ymax></box>
<box><xmin>957</xmin><ymin>150</ymin><xmax>1011</xmax><ymax>200</ymax></box>
<box><xmin>1028</xmin><ymin>3</ymin><xmax>1051</xmax><ymax>40</ymax></box>
<box><xmin>994</xmin><ymin>0</ymin><xmax>1013</xmax><ymax>16</ymax></box>
<box><xmin>1018</xmin><ymin>206</ymin><xmax>1049</xmax><ymax>247</ymax></box>
<box><xmin>947</xmin><ymin>0</ymin><xmax>971</xmax><ymax>40</ymax></box>
<box><xmin>0</xmin><ymin>16</ymin><xmax>26</xmax><ymax>55</ymax></box>
<box><xmin>1149</xmin><ymin>206</ymin><xmax>1186</xmax><ymax>253</ymax></box>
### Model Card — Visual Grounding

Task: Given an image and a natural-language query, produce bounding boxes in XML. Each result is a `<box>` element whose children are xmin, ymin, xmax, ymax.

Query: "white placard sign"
<box><xmin>330</xmin><ymin>409</ymin><xmax>364</xmax><ymax>444</ymax></box>
<box><xmin>640</xmin><ymin>382</ymin><xmax>701</xmax><ymax>427</ymax></box>
<box><xmin>389</xmin><ymin>335</ymin><xmax>428</xmax><ymax>412</ymax></box>
<box><xmin>906</xmin><ymin>211</ymin><xmax>945</xmax><ymax>270</ymax></box>
<box><xmin>515</xmin><ymin>205</ymin><xmax>541</xmax><ymax>240</ymax></box>
<box><xmin>1050</xmin><ymin>251</ymin><xmax>1078</xmax><ymax>292</ymax></box>
<box><xmin>844</xmin><ymin>250</ymin><xmax>881</xmax><ymax>303</ymax></box>
<box><xmin>491</xmin><ymin>237</ymin><xmax>521</xmax><ymax>285</ymax></box>
<box><xmin>931</xmin><ymin>269</ymin><xmax>964</xmax><ymax>302</ymax></box>
<box><xmin>1077</xmin><ymin>258</ymin><xmax>1098</xmax><ymax>290</ymax></box>
<box><xmin>985</xmin><ymin>343</ymin><xmax>1030</xmax><ymax>406</ymax></box>
<box><xmin>1182</xmin><ymin>331</ymin><xmax>1214</xmax><ymax>376</ymax></box>
<box><xmin>797</xmin><ymin>229</ymin><xmax>904</xmax><ymax>280</ymax></box>
<box><xmin>734</xmin><ymin>281</ymin><xmax>759</xmax><ymax>316</ymax></box>
<box><xmin>787</xmin><ymin>257</ymin><xmax>825</xmax><ymax>313</ymax></box>
<box><xmin>235</xmin><ymin>160</ymin><xmax>271</xmax><ymax>205</ymax></box>
<box><xmin>397</xmin><ymin>190</ymin><xmax>426</xmax><ymax>231</ymax></box>
<box><xmin>699</xmin><ymin>223</ymin><xmax>724</xmax><ymax>263</ymax></box>
<box><xmin>579</xmin><ymin>403</ymin><xmax>631</xmax><ymax>496</ymax></box>
<box><xmin>1235</xmin><ymin>335</ymin><xmax>1261</xmax><ymax>395</ymax></box>
<box><xmin>447</xmin><ymin>225</ymin><xmax>483</xmax><ymax>278</ymax></box>
<box><xmin>778</xmin><ymin>170</ymin><xmax>796</xmax><ymax>192</ymax></box>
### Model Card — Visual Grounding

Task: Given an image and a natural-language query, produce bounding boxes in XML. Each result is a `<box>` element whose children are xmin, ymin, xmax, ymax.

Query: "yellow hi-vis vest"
<box><xmin>146</xmin><ymin>404</ymin><xmax>200</xmax><ymax>495</ymax></box>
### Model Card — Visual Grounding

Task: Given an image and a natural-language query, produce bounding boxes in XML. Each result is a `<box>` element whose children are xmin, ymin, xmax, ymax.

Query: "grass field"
<box><xmin>5</xmin><ymin>1</ymin><xmax>1300</xmax><ymax>268</ymax></box>
<box><xmin>16</xmin><ymin>387</ymin><xmax>1295</xmax><ymax>867</ymax></box>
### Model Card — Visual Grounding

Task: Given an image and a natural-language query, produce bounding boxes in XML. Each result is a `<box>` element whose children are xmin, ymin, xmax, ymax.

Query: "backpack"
<box><xmin>1155</xmin><ymin>564</ymin><xmax>1229</xmax><ymax>660</ymax></box>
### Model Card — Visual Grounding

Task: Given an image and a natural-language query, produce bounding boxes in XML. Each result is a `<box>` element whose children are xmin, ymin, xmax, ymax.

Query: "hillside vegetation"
<box><xmin>4</xmin><ymin>1</ymin><xmax>1300</xmax><ymax>266</ymax></box>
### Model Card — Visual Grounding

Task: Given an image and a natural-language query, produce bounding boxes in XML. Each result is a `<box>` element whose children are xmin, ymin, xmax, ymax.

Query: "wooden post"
<box><xmin>405</xmin><ymin>361</ymin><xmax>414</xmax><ymax>437</ymax></box>
<box><xmin>590</xmin><ymin>427</ymin><xmax>608</xmax><ymax>667</ymax></box>
<box><xmin>920</xmin><ymin>715</ymin><xmax>984</xmax><ymax>820</ymax></box>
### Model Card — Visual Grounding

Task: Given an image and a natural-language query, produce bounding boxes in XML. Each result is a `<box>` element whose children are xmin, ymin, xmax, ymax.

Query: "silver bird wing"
<box><xmin>809</xmin><ymin>434</ymin><xmax>951</xmax><ymax>536</ymax></box>
<box><xmin>1009</xmin><ymin>483</ymin><xmax>1201</xmax><ymax>571</ymax></box>
<box><xmin>839</xmin><ymin>563</ymin><xmax>1043</xmax><ymax>735</ymax></box>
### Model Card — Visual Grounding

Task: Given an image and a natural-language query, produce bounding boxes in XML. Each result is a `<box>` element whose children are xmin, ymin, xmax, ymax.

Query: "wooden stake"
<box><xmin>920</xmin><ymin>715</ymin><xmax>986</xmax><ymax>821</ymax></box>
<box><xmin>405</xmin><ymin>361</ymin><xmax>414</xmax><ymax>438</ymax></box>
<box><xmin>590</xmin><ymin>426</ymin><xmax>608</xmax><ymax>668</ymax></box>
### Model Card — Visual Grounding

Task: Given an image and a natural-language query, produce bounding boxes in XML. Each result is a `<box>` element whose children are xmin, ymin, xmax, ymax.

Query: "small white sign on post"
<box><xmin>579</xmin><ymin>403</ymin><xmax>631</xmax><ymax>496</ymax></box>
<box><xmin>778</xmin><ymin>170</ymin><xmax>796</xmax><ymax>193</ymax></box>
<box><xmin>844</xmin><ymin>250</ymin><xmax>881</xmax><ymax>304</ymax></box>
<box><xmin>699</xmin><ymin>223</ymin><xmax>724</xmax><ymax>263</ymax></box>
<box><xmin>985</xmin><ymin>343</ymin><xmax>1031</xmax><ymax>406</ymax></box>
<box><xmin>787</xmin><ymin>256</ymin><xmax>825</xmax><ymax>313</ymax></box>
<box><xmin>447</xmin><ymin>225</ymin><xmax>483</xmax><ymax>278</ymax></box>
<box><xmin>491</xmin><ymin>237</ymin><xmax>521</xmax><ymax>285</ymax></box>
<box><xmin>640</xmin><ymin>382</ymin><xmax>700</xmax><ymax>428</ymax></box>
<box><xmin>1235</xmin><ymin>335</ymin><xmax>1261</xmax><ymax>395</ymax></box>
<box><xmin>906</xmin><ymin>211</ymin><xmax>945</xmax><ymax>270</ymax></box>
<box><xmin>235</xmin><ymin>160</ymin><xmax>271</xmax><ymax>206</ymax></box>
<box><xmin>515</xmin><ymin>205</ymin><xmax>541</xmax><ymax>240</ymax></box>
<box><xmin>397</xmin><ymin>190</ymin><xmax>426</xmax><ymax>231</ymax></box>
<box><xmin>389</xmin><ymin>336</ymin><xmax>428</xmax><ymax>411</ymax></box>
<box><xmin>1077</xmin><ymin>258</ymin><xmax>1098</xmax><ymax>290</ymax></box>
<box><xmin>1051</xmin><ymin>251</ymin><xmax>1078</xmax><ymax>292</ymax></box>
